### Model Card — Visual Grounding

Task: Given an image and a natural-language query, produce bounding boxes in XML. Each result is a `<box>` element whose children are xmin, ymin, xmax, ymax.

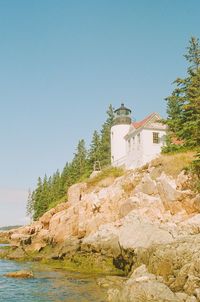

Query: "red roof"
<box><xmin>132</xmin><ymin>113</ymin><xmax>157</xmax><ymax>129</ymax></box>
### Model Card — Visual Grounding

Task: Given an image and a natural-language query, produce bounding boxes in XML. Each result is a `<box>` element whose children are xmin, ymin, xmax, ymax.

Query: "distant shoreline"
<box><xmin>0</xmin><ymin>225</ymin><xmax>22</xmax><ymax>231</ymax></box>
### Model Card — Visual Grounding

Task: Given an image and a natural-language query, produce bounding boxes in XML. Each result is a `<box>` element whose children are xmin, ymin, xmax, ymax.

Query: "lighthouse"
<box><xmin>111</xmin><ymin>103</ymin><xmax>132</xmax><ymax>166</ymax></box>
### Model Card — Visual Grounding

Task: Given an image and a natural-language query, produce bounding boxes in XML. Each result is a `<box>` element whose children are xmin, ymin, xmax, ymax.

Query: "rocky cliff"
<box><xmin>2</xmin><ymin>155</ymin><xmax>200</xmax><ymax>301</ymax></box>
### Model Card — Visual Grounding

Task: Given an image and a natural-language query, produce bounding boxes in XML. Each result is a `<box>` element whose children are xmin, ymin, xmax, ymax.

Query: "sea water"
<box><xmin>0</xmin><ymin>254</ymin><xmax>106</xmax><ymax>302</ymax></box>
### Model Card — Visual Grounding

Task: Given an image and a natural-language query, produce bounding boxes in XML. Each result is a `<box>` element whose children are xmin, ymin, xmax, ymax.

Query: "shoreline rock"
<box><xmin>3</xmin><ymin>163</ymin><xmax>200</xmax><ymax>301</ymax></box>
<box><xmin>4</xmin><ymin>270</ymin><xmax>34</xmax><ymax>278</ymax></box>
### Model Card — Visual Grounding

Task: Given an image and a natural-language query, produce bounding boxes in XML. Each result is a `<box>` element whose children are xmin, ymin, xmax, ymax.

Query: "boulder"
<box><xmin>119</xmin><ymin>198</ymin><xmax>137</xmax><ymax>218</ymax></box>
<box><xmin>118</xmin><ymin>216</ymin><xmax>174</xmax><ymax>250</ymax></box>
<box><xmin>5</xmin><ymin>270</ymin><xmax>33</xmax><ymax>278</ymax></box>
<box><xmin>134</xmin><ymin>174</ymin><xmax>158</xmax><ymax>195</ymax></box>
<box><xmin>59</xmin><ymin>237</ymin><xmax>81</xmax><ymax>258</ymax></box>
<box><xmin>147</xmin><ymin>234</ymin><xmax>200</xmax><ymax>297</ymax></box>
<box><xmin>26</xmin><ymin>241</ymin><xmax>46</xmax><ymax>252</ymax></box>
<box><xmin>10</xmin><ymin>233</ymin><xmax>31</xmax><ymax>246</ymax></box>
<box><xmin>157</xmin><ymin>173</ymin><xmax>183</xmax><ymax>214</ymax></box>
<box><xmin>176</xmin><ymin>171</ymin><xmax>191</xmax><ymax>190</ymax></box>
<box><xmin>39</xmin><ymin>208</ymin><xmax>55</xmax><ymax>228</ymax></box>
<box><xmin>107</xmin><ymin>265</ymin><xmax>182</xmax><ymax>302</ymax></box>
<box><xmin>68</xmin><ymin>183</ymin><xmax>87</xmax><ymax>204</ymax></box>
<box><xmin>178</xmin><ymin>214</ymin><xmax>200</xmax><ymax>235</ymax></box>
<box><xmin>193</xmin><ymin>194</ymin><xmax>200</xmax><ymax>212</ymax></box>
<box><xmin>8</xmin><ymin>247</ymin><xmax>26</xmax><ymax>260</ymax></box>
<box><xmin>82</xmin><ymin>223</ymin><xmax>121</xmax><ymax>257</ymax></box>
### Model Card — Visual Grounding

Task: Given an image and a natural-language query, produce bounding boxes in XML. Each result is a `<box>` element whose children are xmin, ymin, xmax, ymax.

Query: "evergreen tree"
<box><xmin>165</xmin><ymin>37</ymin><xmax>200</xmax><ymax>148</ymax></box>
<box><xmin>32</xmin><ymin>177</ymin><xmax>44</xmax><ymax>220</ymax></box>
<box><xmin>99</xmin><ymin>104</ymin><xmax>115</xmax><ymax>167</ymax></box>
<box><xmin>27</xmin><ymin>105</ymin><xmax>115</xmax><ymax>220</ymax></box>
<box><xmin>88</xmin><ymin>130</ymin><xmax>101</xmax><ymax>170</ymax></box>
<box><xmin>26</xmin><ymin>189</ymin><xmax>33</xmax><ymax>218</ymax></box>
<box><xmin>184</xmin><ymin>36</ymin><xmax>200</xmax><ymax>71</ymax></box>
<box><xmin>71</xmin><ymin>139</ymin><xmax>89</xmax><ymax>180</ymax></box>
<box><xmin>60</xmin><ymin>162</ymin><xmax>71</xmax><ymax>196</ymax></box>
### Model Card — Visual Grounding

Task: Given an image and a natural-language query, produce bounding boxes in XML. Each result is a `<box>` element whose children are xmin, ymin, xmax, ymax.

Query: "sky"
<box><xmin>0</xmin><ymin>0</ymin><xmax>200</xmax><ymax>227</ymax></box>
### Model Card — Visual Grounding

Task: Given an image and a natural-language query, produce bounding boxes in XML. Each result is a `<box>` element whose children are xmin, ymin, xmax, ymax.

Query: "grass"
<box><xmin>150</xmin><ymin>151</ymin><xmax>195</xmax><ymax>179</ymax></box>
<box><xmin>86</xmin><ymin>167</ymin><xmax>124</xmax><ymax>189</ymax></box>
<box><xmin>47</xmin><ymin>195</ymin><xmax>67</xmax><ymax>211</ymax></box>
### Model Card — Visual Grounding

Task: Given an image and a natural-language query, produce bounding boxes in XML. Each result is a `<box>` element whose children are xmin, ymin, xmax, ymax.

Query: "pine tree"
<box><xmin>88</xmin><ymin>130</ymin><xmax>101</xmax><ymax>170</ymax></box>
<box><xmin>71</xmin><ymin>139</ymin><xmax>89</xmax><ymax>180</ymax></box>
<box><xmin>32</xmin><ymin>177</ymin><xmax>43</xmax><ymax>220</ymax></box>
<box><xmin>27</xmin><ymin>105</ymin><xmax>116</xmax><ymax>220</ymax></box>
<box><xmin>183</xmin><ymin>69</ymin><xmax>200</xmax><ymax>146</ymax></box>
<box><xmin>99</xmin><ymin>105</ymin><xmax>115</xmax><ymax>167</ymax></box>
<box><xmin>184</xmin><ymin>36</ymin><xmax>200</xmax><ymax>71</ymax></box>
<box><xmin>60</xmin><ymin>163</ymin><xmax>71</xmax><ymax>196</ymax></box>
<box><xmin>26</xmin><ymin>189</ymin><xmax>34</xmax><ymax>218</ymax></box>
<box><xmin>165</xmin><ymin>37</ymin><xmax>200</xmax><ymax>148</ymax></box>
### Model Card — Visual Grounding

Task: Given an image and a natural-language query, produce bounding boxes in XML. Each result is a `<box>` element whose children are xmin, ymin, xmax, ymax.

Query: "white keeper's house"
<box><xmin>111</xmin><ymin>103</ymin><xmax>167</xmax><ymax>169</ymax></box>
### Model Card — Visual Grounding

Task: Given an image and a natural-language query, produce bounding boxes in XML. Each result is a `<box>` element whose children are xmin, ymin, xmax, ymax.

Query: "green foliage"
<box><xmin>86</xmin><ymin>167</ymin><xmax>124</xmax><ymax>188</ymax></box>
<box><xmin>71</xmin><ymin>139</ymin><xmax>90</xmax><ymax>181</ymax></box>
<box><xmin>185</xmin><ymin>151</ymin><xmax>200</xmax><ymax>192</ymax></box>
<box><xmin>47</xmin><ymin>195</ymin><xmax>67</xmax><ymax>211</ymax></box>
<box><xmin>88</xmin><ymin>130</ymin><xmax>101</xmax><ymax>170</ymax></box>
<box><xmin>165</xmin><ymin>37</ymin><xmax>200</xmax><ymax>148</ymax></box>
<box><xmin>99</xmin><ymin>104</ymin><xmax>115</xmax><ymax>167</ymax></box>
<box><xmin>28</xmin><ymin>105</ymin><xmax>115</xmax><ymax>220</ymax></box>
<box><xmin>162</xmin><ymin>144</ymin><xmax>190</xmax><ymax>154</ymax></box>
<box><xmin>191</xmin><ymin>151</ymin><xmax>200</xmax><ymax>179</ymax></box>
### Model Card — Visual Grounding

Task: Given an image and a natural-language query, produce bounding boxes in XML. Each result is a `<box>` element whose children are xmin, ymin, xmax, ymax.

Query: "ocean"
<box><xmin>0</xmin><ymin>248</ymin><xmax>106</xmax><ymax>302</ymax></box>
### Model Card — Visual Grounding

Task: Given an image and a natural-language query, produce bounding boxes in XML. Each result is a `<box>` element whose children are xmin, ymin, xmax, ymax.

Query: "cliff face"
<box><xmin>3</xmin><ymin>159</ymin><xmax>200</xmax><ymax>301</ymax></box>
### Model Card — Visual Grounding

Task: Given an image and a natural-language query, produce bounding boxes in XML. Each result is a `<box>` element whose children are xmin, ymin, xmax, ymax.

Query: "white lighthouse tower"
<box><xmin>111</xmin><ymin>103</ymin><xmax>132</xmax><ymax>167</ymax></box>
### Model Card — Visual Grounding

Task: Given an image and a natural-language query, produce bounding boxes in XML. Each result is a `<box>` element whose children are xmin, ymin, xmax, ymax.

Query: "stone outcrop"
<box><xmin>107</xmin><ymin>265</ymin><xmax>197</xmax><ymax>302</ymax></box>
<box><xmin>6</xmin><ymin>163</ymin><xmax>200</xmax><ymax>301</ymax></box>
<box><xmin>4</xmin><ymin>270</ymin><xmax>33</xmax><ymax>278</ymax></box>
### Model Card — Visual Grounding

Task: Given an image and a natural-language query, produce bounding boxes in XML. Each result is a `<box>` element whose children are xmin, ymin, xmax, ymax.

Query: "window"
<box><xmin>153</xmin><ymin>132</ymin><xmax>159</xmax><ymax>144</ymax></box>
<box><xmin>137</xmin><ymin>133</ymin><xmax>141</xmax><ymax>144</ymax></box>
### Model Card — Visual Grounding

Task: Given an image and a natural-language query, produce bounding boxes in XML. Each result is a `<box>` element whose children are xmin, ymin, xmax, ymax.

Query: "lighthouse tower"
<box><xmin>111</xmin><ymin>103</ymin><xmax>132</xmax><ymax>166</ymax></box>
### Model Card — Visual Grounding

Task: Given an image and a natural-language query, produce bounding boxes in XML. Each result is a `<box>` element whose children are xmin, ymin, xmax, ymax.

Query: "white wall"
<box><xmin>111</xmin><ymin>124</ymin><xmax>130</xmax><ymax>166</ymax></box>
<box><xmin>126</xmin><ymin>133</ymin><xmax>143</xmax><ymax>169</ymax></box>
<box><xmin>141</xmin><ymin>129</ymin><xmax>166</xmax><ymax>164</ymax></box>
<box><xmin>125</xmin><ymin>129</ymin><xmax>166</xmax><ymax>169</ymax></box>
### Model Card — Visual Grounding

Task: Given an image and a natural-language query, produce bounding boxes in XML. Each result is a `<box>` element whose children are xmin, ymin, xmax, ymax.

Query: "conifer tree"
<box><xmin>28</xmin><ymin>105</ymin><xmax>115</xmax><ymax>220</ymax></box>
<box><xmin>32</xmin><ymin>177</ymin><xmax>44</xmax><ymax>220</ymax></box>
<box><xmin>165</xmin><ymin>37</ymin><xmax>200</xmax><ymax>148</ymax></box>
<box><xmin>26</xmin><ymin>189</ymin><xmax>34</xmax><ymax>218</ymax></box>
<box><xmin>60</xmin><ymin>163</ymin><xmax>71</xmax><ymax>195</ymax></box>
<box><xmin>88</xmin><ymin>130</ymin><xmax>101</xmax><ymax>170</ymax></box>
<box><xmin>99</xmin><ymin>105</ymin><xmax>115</xmax><ymax>167</ymax></box>
<box><xmin>71</xmin><ymin>139</ymin><xmax>89</xmax><ymax>180</ymax></box>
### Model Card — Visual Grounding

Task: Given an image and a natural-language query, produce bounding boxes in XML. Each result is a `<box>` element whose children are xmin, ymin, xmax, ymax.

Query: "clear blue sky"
<box><xmin>0</xmin><ymin>0</ymin><xmax>200</xmax><ymax>226</ymax></box>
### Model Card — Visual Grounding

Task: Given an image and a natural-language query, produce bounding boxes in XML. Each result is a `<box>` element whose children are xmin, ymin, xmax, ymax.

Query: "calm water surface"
<box><xmin>0</xmin><ymin>247</ymin><xmax>106</xmax><ymax>302</ymax></box>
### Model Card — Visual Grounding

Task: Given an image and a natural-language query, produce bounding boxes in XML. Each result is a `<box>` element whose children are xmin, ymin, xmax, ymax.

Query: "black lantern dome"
<box><xmin>113</xmin><ymin>103</ymin><xmax>132</xmax><ymax>125</ymax></box>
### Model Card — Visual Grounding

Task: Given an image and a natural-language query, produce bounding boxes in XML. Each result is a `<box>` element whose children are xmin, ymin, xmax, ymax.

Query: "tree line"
<box><xmin>164</xmin><ymin>36</ymin><xmax>200</xmax><ymax>150</ymax></box>
<box><xmin>27</xmin><ymin>105</ymin><xmax>115</xmax><ymax>220</ymax></box>
<box><xmin>164</xmin><ymin>37</ymin><xmax>200</xmax><ymax>190</ymax></box>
